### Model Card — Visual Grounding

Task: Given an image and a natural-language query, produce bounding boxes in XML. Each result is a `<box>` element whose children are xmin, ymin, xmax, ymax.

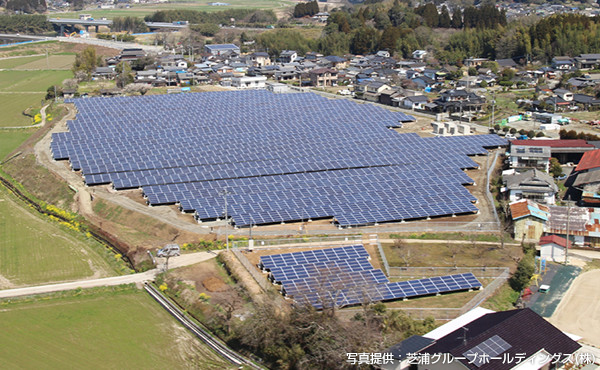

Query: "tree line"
<box><xmin>144</xmin><ymin>8</ymin><xmax>277</xmax><ymax>27</ymax></box>
<box><xmin>293</xmin><ymin>0</ymin><xmax>320</xmax><ymax>18</ymax></box>
<box><xmin>0</xmin><ymin>14</ymin><xmax>52</xmax><ymax>34</ymax></box>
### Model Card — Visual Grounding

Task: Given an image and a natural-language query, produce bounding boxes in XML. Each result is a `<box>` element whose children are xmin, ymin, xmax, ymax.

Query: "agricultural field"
<box><xmin>0</xmin><ymin>286</ymin><xmax>232</xmax><ymax>369</ymax></box>
<box><xmin>53</xmin><ymin>0</ymin><xmax>294</xmax><ymax>19</ymax></box>
<box><xmin>0</xmin><ymin>186</ymin><xmax>117</xmax><ymax>287</ymax></box>
<box><xmin>0</xmin><ymin>129</ymin><xmax>35</xmax><ymax>160</ymax></box>
<box><xmin>0</xmin><ymin>69</ymin><xmax>72</xmax><ymax>127</ymax></box>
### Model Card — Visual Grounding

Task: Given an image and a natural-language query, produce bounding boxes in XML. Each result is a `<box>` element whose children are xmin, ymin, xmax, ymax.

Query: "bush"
<box><xmin>509</xmin><ymin>253</ymin><xmax>534</xmax><ymax>292</ymax></box>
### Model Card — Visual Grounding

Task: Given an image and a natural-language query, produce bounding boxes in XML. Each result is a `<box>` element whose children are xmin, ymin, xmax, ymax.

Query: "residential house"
<box><xmin>92</xmin><ymin>66</ymin><xmax>116</xmax><ymax>79</ymax></box>
<box><xmin>546</xmin><ymin>205</ymin><xmax>592</xmax><ymax>245</ymax></box>
<box><xmin>245</xmin><ymin>52</ymin><xmax>271</xmax><ymax>67</ymax></box>
<box><xmin>119</xmin><ymin>48</ymin><xmax>145</xmax><ymax>62</ymax></box>
<box><xmin>357</xmin><ymin>81</ymin><xmax>391</xmax><ymax>102</ymax></box>
<box><xmin>573</xmin><ymin>93</ymin><xmax>600</xmax><ymax>110</ymax></box>
<box><xmin>510</xmin><ymin>139</ymin><xmax>595</xmax><ymax>164</ymax></box>
<box><xmin>308</xmin><ymin>67</ymin><xmax>337</xmax><ymax>87</ymax></box>
<box><xmin>572</xmin><ymin>149</ymin><xmax>600</xmax><ymax>205</ymax></box>
<box><xmin>204</xmin><ymin>44</ymin><xmax>240</xmax><ymax>56</ymax></box>
<box><xmin>574</xmin><ymin>53</ymin><xmax>600</xmax><ymax>69</ymax></box>
<box><xmin>231</xmin><ymin>75</ymin><xmax>267</xmax><ymax>89</ymax></box>
<box><xmin>503</xmin><ymin>169</ymin><xmax>558</xmax><ymax>204</ymax></box>
<box><xmin>434</xmin><ymin>89</ymin><xmax>486</xmax><ymax>113</ymax></box>
<box><xmin>539</xmin><ymin>234</ymin><xmax>569</xmax><ymax>262</ymax></box>
<box><xmin>402</xmin><ymin>95</ymin><xmax>429</xmax><ymax>110</ymax></box>
<box><xmin>404</xmin><ymin>308</ymin><xmax>581</xmax><ymax>370</ymax></box>
<box><xmin>495</xmin><ymin>58</ymin><xmax>518</xmax><ymax>70</ymax></box>
<box><xmin>279</xmin><ymin>50</ymin><xmax>298</xmax><ymax>63</ymax></box>
<box><xmin>322</xmin><ymin>55</ymin><xmax>348</xmax><ymax>69</ymax></box>
<box><xmin>509</xmin><ymin>145</ymin><xmax>551</xmax><ymax>172</ymax></box>
<box><xmin>510</xmin><ymin>199</ymin><xmax>549</xmax><ymax>241</ymax></box>
<box><xmin>411</xmin><ymin>50</ymin><xmax>427</xmax><ymax>60</ymax></box>
<box><xmin>274</xmin><ymin>66</ymin><xmax>298</xmax><ymax>81</ymax></box>
<box><xmin>551</xmin><ymin>56</ymin><xmax>575</xmax><ymax>70</ymax></box>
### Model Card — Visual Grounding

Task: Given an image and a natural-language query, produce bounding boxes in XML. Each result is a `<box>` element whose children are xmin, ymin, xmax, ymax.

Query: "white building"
<box><xmin>231</xmin><ymin>76</ymin><xmax>267</xmax><ymax>89</ymax></box>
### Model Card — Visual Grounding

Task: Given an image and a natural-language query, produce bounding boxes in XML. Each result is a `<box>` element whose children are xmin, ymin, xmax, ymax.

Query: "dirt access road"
<box><xmin>548</xmin><ymin>269</ymin><xmax>600</xmax><ymax>347</ymax></box>
<box><xmin>0</xmin><ymin>251</ymin><xmax>216</xmax><ymax>299</ymax></box>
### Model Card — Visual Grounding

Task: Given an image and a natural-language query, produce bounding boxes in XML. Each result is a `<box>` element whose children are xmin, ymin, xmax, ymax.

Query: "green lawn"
<box><xmin>0</xmin><ymin>287</ymin><xmax>232</xmax><ymax>369</ymax></box>
<box><xmin>0</xmin><ymin>129</ymin><xmax>35</xmax><ymax>160</ymax></box>
<box><xmin>0</xmin><ymin>186</ymin><xmax>116</xmax><ymax>286</ymax></box>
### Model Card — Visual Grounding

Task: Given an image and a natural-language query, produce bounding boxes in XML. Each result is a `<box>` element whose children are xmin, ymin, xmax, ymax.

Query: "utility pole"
<box><xmin>490</xmin><ymin>91</ymin><xmax>496</xmax><ymax>133</ymax></box>
<box><xmin>220</xmin><ymin>188</ymin><xmax>232</xmax><ymax>252</ymax></box>
<box><xmin>565</xmin><ymin>196</ymin><xmax>571</xmax><ymax>265</ymax></box>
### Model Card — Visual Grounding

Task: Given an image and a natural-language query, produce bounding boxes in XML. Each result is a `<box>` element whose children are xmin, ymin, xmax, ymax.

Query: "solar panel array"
<box><xmin>51</xmin><ymin>90</ymin><xmax>507</xmax><ymax>227</ymax></box>
<box><xmin>259</xmin><ymin>245</ymin><xmax>482</xmax><ymax>309</ymax></box>
<box><xmin>463</xmin><ymin>335</ymin><xmax>512</xmax><ymax>367</ymax></box>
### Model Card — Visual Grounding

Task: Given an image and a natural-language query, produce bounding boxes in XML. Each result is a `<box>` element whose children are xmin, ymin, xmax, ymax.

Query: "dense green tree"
<box><xmin>293</xmin><ymin>1</ymin><xmax>319</xmax><ymax>18</ymax></box>
<box><xmin>189</xmin><ymin>23</ymin><xmax>220</xmax><ymax>36</ymax></box>
<box><xmin>373</xmin><ymin>11</ymin><xmax>391</xmax><ymax>30</ymax></box>
<box><xmin>72</xmin><ymin>46</ymin><xmax>101</xmax><ymax>78</ymax></box>
<box><xmin>417</xmin><ymin>3</ymin><xmax>439</xmax><ymax>28</ymax></box>
<box><xmin>379</xmin><ymin>26</ymin><xmax>400</xmax><ymax>53</ymax></box>
<box><xmin>509</xmin><ymin>253</ymin><xmax>535</xmax><ymax>292</ymax></box>
<box><xmin>350</xmin><ymin>26</ymin><xmax>379</xmax><ymax>55</ymax></box>
<box><xmin>439</xmin><ymin>5</ymin><xmax>451</xmax><ymax>28</ymax></box>
<box><xmin>388</xmin><ymin>0</ymin><xmax>405</xmax><ymax>27</ymax></box>
<box><xmin>451</xmin><ymin>8</ymin><xmax>463</xmax><ymax>29</ymax></box>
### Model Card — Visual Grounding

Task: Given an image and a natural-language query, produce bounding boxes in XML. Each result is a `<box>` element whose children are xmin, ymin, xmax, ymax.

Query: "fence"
<box><xmin>388</xmin><ymin>266</ymin><xmax>509</xmax><ymax>279</ymax></box>
<box><xmin>460</xmin><ymin>267</ymin><xmax>510</xmax><ymax>314</ymax></box>
<box><xmin>232</xmin><ymin>235</ymin><xmax>363</xmax><ymax>250</ymax></box>
<box><xmin>231</xmin><ymin>248</ymin><xmax>271</xmax><ymax>292</ymax></box>
<box><xmin>486</xmin><ymin>150</ymin><xmax>501</xmax><ymax>226</ymax></box>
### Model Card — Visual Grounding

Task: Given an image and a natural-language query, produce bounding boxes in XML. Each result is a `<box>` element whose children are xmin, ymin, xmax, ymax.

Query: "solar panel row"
<box><xmin>260</xmin><ymin>246</ymin><xmax>482</xmax><ymax>309</ymax></box>
<box><xmin>52</xmin><ymin>90</ymin><xmax>507</xmax><ymax>227</ymax></box>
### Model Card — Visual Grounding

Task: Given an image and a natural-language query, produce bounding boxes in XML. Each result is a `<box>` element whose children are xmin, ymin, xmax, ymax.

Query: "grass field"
<box><xmin>54</xmin><ymin>0</ymin><xmax>294</xmax><ymax>19</ymax></box>
<box><xmin>382</xmin><ymin>241</ymin><xmax>520</xmax><ymax>268</ymax></box>
<box><xmin>0</xmin><ymin>55</ymin><xmax>44</xmax><ymax>69</ymax></box>
<box><xmin>0</xmin><ymin>186</ymin><xmax>116</xmax><ymax>286</ymax></box>
<box><xmin>0</xmin><ymin>92</ymin><xmax>46</xmax><ymax>127</ymax></box>
<box><xmin>0</xmin><ymin>69</ymin><xmax>72</xmax><ymax>127</ymax></box>
<box><xmin>0</xmin><ymin>129</ymin><xmax>36</xmax><ymax>160</ymax></box>
<box><xmin>0</xmin><ymin>70</ymin><xmax>73</xmax><ymax>92</ymax></box>
<box><xmin>13</xmin><ymin>54</ymin><xmax>76</xmax><ymax>70</ymax></box>
<box><xmin>0</xmin><ymin>286</ymin><xmax>232</xmax><ymax>369</ymax></box>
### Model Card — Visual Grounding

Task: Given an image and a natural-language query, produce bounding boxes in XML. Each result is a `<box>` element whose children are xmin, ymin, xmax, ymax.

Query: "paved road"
<box><xmin>0</xmin><ymin>251</ymin><xmax>216</xmax><ymax>299</ymax></box>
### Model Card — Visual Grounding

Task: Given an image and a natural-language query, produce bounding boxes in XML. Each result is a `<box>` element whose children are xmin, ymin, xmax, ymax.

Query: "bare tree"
<box><xmin>124</xmin><ymin>83</ymin><xmax>152</xmax><ymax>95</ymax></box>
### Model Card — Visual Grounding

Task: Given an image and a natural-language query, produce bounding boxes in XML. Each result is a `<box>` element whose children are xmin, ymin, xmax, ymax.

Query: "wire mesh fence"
<box><xmin>388</xmin><ymin>267</ymin><xmax>509</xmax><ymax>279</ymax></box>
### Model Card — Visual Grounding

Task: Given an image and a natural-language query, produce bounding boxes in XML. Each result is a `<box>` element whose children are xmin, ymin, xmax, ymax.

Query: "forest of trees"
<box><xmin>0</xmin><ymin>14</ymin><xmax>52</xmax><ymax>34</ymax></box>
<box><xmin>254</xmin><ymin>1</ymin><xmax>600</xmax><ymax>65</ymax></box>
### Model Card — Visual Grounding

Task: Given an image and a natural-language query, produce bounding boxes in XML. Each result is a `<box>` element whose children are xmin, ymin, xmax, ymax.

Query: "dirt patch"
<box><xmin>202</xmin><ymin>276</ymin><xmax>227</xmax><ymax>292</ymax></box>
<box><xmin>549</xmin><ymin>269</ymin><xmax>600</xmax><ymax>346</ymax></box>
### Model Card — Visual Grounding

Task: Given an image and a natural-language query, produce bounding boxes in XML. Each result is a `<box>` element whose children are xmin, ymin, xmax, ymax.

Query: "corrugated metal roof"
<box><xmin>511</xmin><ymin>139</ymin><xmax>594</xmax><ymax>148</ymax></box>
<box><xmin>575</xmin><ymin>149</ymin><xmax>600</xmax><ymax>171</ymax></box>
